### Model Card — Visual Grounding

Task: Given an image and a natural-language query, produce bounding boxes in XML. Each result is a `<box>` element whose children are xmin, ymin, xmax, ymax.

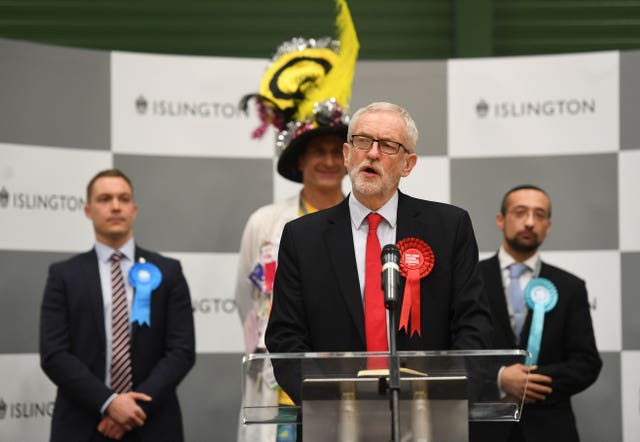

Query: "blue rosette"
<box><xmin>128</xmin><ymin>258</ymin><xmax>162</xmax><ymax>327</ymax></box>
<box><xmin>524</xmin><ymin>277</ymin><xmax>558</xmax><ymax>365</ymax></box>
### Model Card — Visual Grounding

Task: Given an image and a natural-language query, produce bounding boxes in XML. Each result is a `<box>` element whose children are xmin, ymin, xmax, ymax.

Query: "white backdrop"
<box><xmin>0</xmin><ymin>38</ymin><xmax>638</xmax><ymax>441</ymax></box>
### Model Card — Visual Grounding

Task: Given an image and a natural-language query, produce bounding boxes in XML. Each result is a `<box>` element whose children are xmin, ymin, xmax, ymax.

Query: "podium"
<box><xmin>241</xmin><ymin>350</ymin><xmax>528</xmax><ymax>442</ymax></box>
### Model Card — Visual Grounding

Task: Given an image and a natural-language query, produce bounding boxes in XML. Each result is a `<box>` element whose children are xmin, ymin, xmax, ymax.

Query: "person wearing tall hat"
<box><xmin>234</xmin><ymin>1</ymin><xmax>359</xmax><ymax>440</ymax></box>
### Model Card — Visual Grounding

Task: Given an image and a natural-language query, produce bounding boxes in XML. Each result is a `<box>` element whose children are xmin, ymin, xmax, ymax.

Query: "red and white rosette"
<box><xmin>397</xmin><ymin>237</ymin><xmax>435</xmax><ymax>337</ymax></box>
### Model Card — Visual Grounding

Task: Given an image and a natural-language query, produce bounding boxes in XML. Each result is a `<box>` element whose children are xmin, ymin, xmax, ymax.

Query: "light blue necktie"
<box><xmin>508</xmin><ymin>263</ymin><xmax>529</xmax><ymax>343</ymax></box>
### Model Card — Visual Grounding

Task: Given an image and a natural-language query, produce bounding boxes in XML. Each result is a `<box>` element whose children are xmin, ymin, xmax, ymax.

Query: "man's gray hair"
<box><xmin>347</xmin><ymin>102</ymin><xmax>419</xmax><ymax>151</ymax></box>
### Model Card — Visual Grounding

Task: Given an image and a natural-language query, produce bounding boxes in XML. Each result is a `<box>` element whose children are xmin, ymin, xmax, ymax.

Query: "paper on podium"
<box><xmin>357</xmin><ymin>366</ymin><xmax>428</xmax><ymax>377</ymax></box>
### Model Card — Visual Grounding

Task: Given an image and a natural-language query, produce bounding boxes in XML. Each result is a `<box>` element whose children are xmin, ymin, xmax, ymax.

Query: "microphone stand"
<box><xmin>386</xmin><ymin>298</ymin><xmax>401</xmax><ymax>442</ymax></box>
<box><xmin>382</xmin><ymin>243</ymin><xmax>402</xmax><ymax>442</ymax></box>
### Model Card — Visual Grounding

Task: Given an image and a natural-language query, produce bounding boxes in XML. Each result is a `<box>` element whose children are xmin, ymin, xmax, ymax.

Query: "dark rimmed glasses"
<box><xmin>350</xmin><ymin>134</ymin><xmax>409</xmax><ymax>155</ymax></box>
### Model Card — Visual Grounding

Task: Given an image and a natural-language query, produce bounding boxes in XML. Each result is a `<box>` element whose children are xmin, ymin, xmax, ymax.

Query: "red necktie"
<box><xmin>110</xmin><ymin>252</ymin><xmax>133</xmax><ymax>393</ymax></box>
<box><xmin>365</xmin><ymin>213</ymin><xmax>388</xmax><ymax>352</ymax></box>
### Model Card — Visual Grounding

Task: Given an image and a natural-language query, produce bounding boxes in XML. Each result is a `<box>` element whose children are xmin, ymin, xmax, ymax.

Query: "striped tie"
<box><xmin>110</xmin><ymin>252</ymin><xmax>133</xmax><ymax>393</ymax></box>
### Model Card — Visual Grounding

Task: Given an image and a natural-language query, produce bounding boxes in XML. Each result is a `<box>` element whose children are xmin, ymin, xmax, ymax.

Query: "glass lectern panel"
<box><xmin>241</xmin><ymin>350</ymin><xmax>528</xmax><ymax>438</ymax></box>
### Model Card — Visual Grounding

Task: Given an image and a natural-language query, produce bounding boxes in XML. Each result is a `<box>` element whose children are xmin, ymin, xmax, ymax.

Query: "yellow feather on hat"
<box><xmin>240</xmin><ymin>0</ymin><xmax>359</xmax><ymax>182</ymax></box>
<box><xmin>245</xmin><ymin>0</ymin><xmax>359</xmax><ymax>134</ymax></box>
<box><xmin>295</xmin><ymin>0</ymin><xmax>359</xmax><ymax>120</ymax></box>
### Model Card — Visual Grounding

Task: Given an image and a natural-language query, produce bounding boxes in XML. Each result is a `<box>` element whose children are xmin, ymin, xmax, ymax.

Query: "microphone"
<box><xmin>381</xmin><ymin>244</ymin><xmax>401</xmax><ymax>308</ymax></box>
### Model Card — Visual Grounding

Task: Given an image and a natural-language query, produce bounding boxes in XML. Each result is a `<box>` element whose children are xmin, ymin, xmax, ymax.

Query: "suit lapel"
<box><xmin>538</xmin><ymin>261</ymin><xmax>550</xmax><ymax>279</ymax></box>
<box><xmin>131</xmin><ymin>246</ymin><xmax>147</xmax><ymax>340</ymax></box>
<box><xmin>395</xmin><ymin>192</ymin><xmax>421</xmax><ymax>242</ymax></box>
<box><xmin>394</xmin><ymin>192</ymin><xmax>426</xmax><ymax>324</ymax></box>
<box><xmin>82</xmin><ymin>249</ymin><xmax>107</xmax><ymax>345</ymax></box>
<box><xmin>522</xmin><ymin>261</ymin><xmax>551</xmax><ymax>339</ymax></box>
<box><xmin>485</xmin><ymin>255</ymin><xmax>518</xmax><ymax>345</ymax></box>
<box><xmin>324</xmin><ymin>199</ymin><xmax>366</xmax><ymax>344</ymax></box>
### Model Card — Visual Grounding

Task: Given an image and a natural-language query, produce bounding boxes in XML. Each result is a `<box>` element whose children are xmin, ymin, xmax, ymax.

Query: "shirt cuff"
<box><xmin>101</xmin><ymin>393</ymin><xmax>118</xmax><ymax>415</ymax></box>
<box><xmin>497</xmin><ymin>365</ymin><xmax>507</xmax><ymax>399</ymax></box>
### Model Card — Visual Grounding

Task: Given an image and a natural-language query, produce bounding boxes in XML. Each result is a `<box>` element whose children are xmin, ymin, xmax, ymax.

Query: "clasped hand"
<box><xmin>500</xmin><ymin>363</ymin><xmax>552</xmax><ymax>404</ymax></box>
<box><xmin>97</xmin><ymin>392</ymin><xmax>152</xmax><ymax>440</ymax></box>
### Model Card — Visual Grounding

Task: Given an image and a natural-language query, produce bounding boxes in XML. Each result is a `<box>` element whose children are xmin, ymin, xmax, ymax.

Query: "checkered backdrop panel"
<box><xmin>0</xmin><ymin>38</ymin><xmax>638</xmax><ymax>441</ymax></box>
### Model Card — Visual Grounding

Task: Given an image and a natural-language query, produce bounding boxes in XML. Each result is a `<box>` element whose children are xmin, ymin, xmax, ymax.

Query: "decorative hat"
<box><xmin>240</xmin><ymin>0</ymin><xmax>359</xmax><ymax>183</ymax></box>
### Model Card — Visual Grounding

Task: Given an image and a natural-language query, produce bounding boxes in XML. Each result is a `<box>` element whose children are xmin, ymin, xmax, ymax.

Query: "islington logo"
<box><xmin>0</xmin><ymin>397</ymin><xmax>54</xmax><ymax>420</ymax></box>
<box><xmin>0</xmin><ymin>187</ymin><xmax>8</xmax><ymax>208</ymax></box>
<box><xmin>135</xmin><ymin>95</ymin><xmax>149</xmax><ymax>114</ymax></box>
<box><xmin>134</xmin><ymin>94</ymin><xmax>246</xmax><ymax>119</ymax></box>
<box><xmin>475</xmin><ymin>98</ymin><xmax>597</xmax><ymax>119</ymax></box>
<box><xmin>0</xmin><ymin>186</ymin><xmax>85</xmax><ymax>212</ymax></box>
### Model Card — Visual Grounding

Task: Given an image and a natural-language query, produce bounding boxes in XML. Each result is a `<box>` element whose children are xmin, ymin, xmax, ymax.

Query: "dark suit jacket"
<box><xmin>265</xmin><ymin>192</ymin><xmax>493</xmax><ymax>401</ymax></box>
<box><xmin>474</xmin><ymin>254</ymin><xmax>601</xmax><ymax>442</ymax></box>
<box><xmin>39</xmin><ymin>246</ymin><xmax>196</xmax><ymax>442</ymax></box>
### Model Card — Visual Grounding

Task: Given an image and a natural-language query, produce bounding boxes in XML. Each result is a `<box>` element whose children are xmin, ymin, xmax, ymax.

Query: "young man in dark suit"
<box><xmin>266</xmin><ymin>102</ymin><xmax>493</xmax><ymax>401</ymax></box>
<box><xmin>476</xmin><ymin>184</ymin><xmax>601</xmax><ymax>442</ymax></box>
<box><xmin>39</xmin><ymin>169</ymin><xmax>195</xmax><ymax>442</ymax></box>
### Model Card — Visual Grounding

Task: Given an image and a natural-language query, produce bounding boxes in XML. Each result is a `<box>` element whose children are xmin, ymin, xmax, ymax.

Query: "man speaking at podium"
<box><xmin>266</xmin><ymin>101</ymin><xmax>493</xmax><ymax>401</ymax></box>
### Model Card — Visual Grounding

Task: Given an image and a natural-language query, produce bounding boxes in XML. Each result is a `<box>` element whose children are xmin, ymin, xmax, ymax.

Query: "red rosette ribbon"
<box><xmin>397</xmin><ymin>237</ymin><xmax>435</xmax><ymax>337</ymax></box>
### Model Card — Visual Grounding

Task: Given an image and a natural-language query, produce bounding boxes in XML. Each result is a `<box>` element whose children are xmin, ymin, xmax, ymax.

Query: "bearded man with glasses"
<box><xmin>473</xmin><ymin>184</ymin><xmax>601</xmax><ymax>442</ymax></box>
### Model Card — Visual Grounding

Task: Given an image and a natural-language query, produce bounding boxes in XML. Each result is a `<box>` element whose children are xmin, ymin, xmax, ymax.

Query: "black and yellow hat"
<box><xmin>241</xmin><ymin>0</ymin><xmax>359</xmax><ymax>183</ymax></box>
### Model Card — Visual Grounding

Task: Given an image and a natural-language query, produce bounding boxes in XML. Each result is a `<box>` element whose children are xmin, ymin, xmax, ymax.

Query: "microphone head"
<box><xmin>381</xmin><ymin>244</ymin><xmax>400</xmax><ymax>263</ymax></box>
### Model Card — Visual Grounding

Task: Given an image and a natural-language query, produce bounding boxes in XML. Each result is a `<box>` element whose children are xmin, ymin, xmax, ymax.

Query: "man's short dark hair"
<box><xmin>86</xmin><ymin>169</ymin><xmax>133</xmax><ymax>201</ymax></box>
<box><xmin>500</xmin><ymin>184</ymin><xmax>551</xmax><ymax>217</ymax></box>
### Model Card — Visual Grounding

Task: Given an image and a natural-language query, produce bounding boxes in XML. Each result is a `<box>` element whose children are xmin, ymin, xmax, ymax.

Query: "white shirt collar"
<box><xmin>348</xmin><ymin>191</ymin><xmax>399</xmax><ymax>230</ymax></box>
<box><xmin>498</xmin><ymin>244</ymin><xmax>541</xmax><ymax>276</ymax></box>
<box><xmin>95</xmin><ymin>237</ymin><xmax>135</xmax><ymax>263</ymax></box>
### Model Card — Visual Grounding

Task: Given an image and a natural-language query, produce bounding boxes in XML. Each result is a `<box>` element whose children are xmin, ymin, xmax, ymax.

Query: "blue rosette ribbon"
<box><xmin>128</xmin><ymin>258</ymin><xmax>162</xmax><ymax>327</ymax></box>
<box><xmin>524</xmin><ymin>277</ymin><xmax>558</xmax><ymax>365</ymax></box>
